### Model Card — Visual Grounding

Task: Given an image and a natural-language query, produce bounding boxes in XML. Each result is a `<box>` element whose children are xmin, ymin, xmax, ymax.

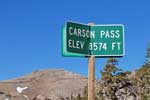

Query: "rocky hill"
<box><xmin>0</xmin><ymin>69</ymin><xmax>87</xmax><ymax>100</ymax></box>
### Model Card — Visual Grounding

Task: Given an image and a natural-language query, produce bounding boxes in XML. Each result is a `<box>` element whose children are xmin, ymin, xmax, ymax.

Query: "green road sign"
<box><xmin>62</xmin><ymin>26</ymin><xmax>85</xmax><ymax>57</ymax></box>
<box><xmin>64</xmin><ymin>21</ymin><xmax>125</xmax><ymax>57</ymax></box>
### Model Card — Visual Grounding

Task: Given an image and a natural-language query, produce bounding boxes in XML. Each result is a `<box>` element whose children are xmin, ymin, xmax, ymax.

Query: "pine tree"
<box><xmin>145</xmin><ymin>42</ymin><xmax>150</xmax><ymax>65</ymax></box>
<box><xmin>98</xmin><ymin>58</ymin><xmax>135</xmax><ymax>100</ymax></box>
<box><xmin>135</xmin><ymin>43</ymin><xmax>150</xmax><ymax>100</ymax></box>
<box><xmin>99</xmin><ymin>58</ymin><xmax>122</xmax><ymax>100</ymax></box>
<box><xmin>101</xmin><ymin>58</ymin><xmax>121</xmax><ymax>82</ymax></box>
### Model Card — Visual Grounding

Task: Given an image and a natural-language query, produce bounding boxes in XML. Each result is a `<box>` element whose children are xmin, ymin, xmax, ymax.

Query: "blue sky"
<box><xmin>0</xmin><ymin>0</ymin><xmax>149</xmax><ymax>80</ymax></box>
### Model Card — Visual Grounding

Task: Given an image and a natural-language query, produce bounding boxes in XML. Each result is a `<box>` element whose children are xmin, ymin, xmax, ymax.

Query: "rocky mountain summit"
<box><xmin>0</xmin><ymin>69</ymin><xmax>87</xmax><ymax>100</ymax></box>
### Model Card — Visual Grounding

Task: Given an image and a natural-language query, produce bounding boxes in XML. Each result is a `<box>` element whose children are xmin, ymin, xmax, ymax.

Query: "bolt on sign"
<box><xmin>62</xmin><ymin>21</ymin><xmax>125</xmax><ymax>57</ymax></box>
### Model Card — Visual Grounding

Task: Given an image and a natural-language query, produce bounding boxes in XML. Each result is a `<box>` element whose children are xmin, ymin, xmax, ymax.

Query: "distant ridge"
<box><xmin>0</xmin><ymin>69</ymin><xmax>87</xmax><ymax>100</ymax></box>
